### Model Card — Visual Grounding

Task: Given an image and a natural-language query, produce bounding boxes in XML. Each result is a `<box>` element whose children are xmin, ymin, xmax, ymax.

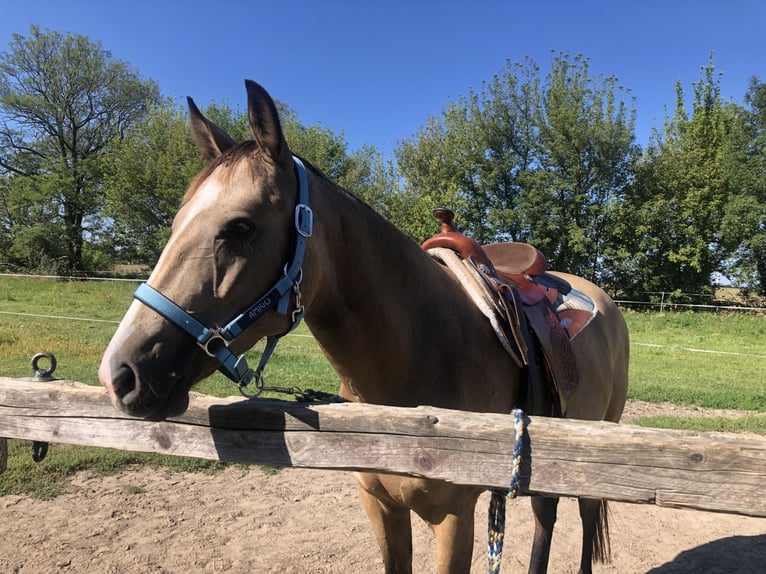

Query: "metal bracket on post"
<box><xmin>30</xmin><ymin>352</ymin><xmax>58</xmax><ymax>463</ymax></box>
<box><xmin>32</xmin><ymin>352</ymin><xmax>57</xmax><ymax>382</ymax></box>
<box><xmin>0</xmin><ymin>437</ymin><xmax>6</xmax><ymax>476</ymax></box>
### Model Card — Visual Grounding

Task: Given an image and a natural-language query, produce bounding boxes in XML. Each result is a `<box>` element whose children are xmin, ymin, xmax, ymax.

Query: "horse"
<box><xmin>98</xmin><ymin>79</ymin><xmax>629</xmax><ymax>574</ymax></box>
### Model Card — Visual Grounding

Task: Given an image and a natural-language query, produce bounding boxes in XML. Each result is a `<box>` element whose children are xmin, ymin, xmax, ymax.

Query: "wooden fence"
<box><xmin>0</xmin><ymin>377</ymin><xmax>764</xmax><ymax>518</ymax></box>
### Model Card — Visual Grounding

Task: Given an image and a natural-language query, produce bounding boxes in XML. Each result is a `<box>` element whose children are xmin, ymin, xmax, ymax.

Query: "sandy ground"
<box><xmin>1</xmin><ymin>401</ymin><xmax>764</xmax><ymax>573</ymax></box>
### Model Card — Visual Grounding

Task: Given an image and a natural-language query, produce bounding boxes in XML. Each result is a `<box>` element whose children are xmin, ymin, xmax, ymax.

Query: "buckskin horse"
<box><xmin>99</xmin><ymin>80</ymin><xmax>629</xmax><ymax>574</ymax></box>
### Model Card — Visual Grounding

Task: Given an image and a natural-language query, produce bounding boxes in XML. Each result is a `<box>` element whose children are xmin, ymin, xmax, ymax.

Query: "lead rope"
<box><xmin>488</xmin><ymin>408</ymin><xmax>527</xmax><ymax>574</ymax></box>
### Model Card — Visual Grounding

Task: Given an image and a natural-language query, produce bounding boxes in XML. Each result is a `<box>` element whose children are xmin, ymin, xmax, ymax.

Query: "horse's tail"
<box><xmin>593</xmin><ymin>499</ymin><xmax>612</xmax><ymax>563</ymax></box>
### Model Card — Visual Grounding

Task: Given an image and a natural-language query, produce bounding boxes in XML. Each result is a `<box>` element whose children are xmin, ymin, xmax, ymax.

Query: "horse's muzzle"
<box><xmin>100</xmin><ymin>357</ymin><xmax>192</xmax><ymax>421</ymax></box>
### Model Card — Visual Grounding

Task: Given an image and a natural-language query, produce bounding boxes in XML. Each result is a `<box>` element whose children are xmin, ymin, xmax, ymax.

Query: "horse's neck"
<box><xmin>303</xmin><ymin>179</ymin><xmax>518</xmax><ymax>410</ymax></box>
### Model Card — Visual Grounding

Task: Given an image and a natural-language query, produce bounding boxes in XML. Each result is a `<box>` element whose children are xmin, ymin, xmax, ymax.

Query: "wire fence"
<box><xmin>0</xmin><ymin>310</ymin><xmax>121</xmax><ymax>324</ymax></box>
<box><xmin>615</xmin><ymin>289</ymin><xmax>766</xmax><ymax>313</ymax></box>
<box><xmin>632</xmin><ymin>342</ymin><xmax>766</xmax><ymax>360</ymax></box>
<box><xmin>3</xmin><ymin>273</ymin><xmax>764</xmax><ymax>312</ymax></box>
<box><xmin>614</xmin><ymin>299</ymin><xmax>766</xmax><ymax>313</ymax></box>
<box><xmin>0</xmin><ymin>272</ymin><xmax>145</xmax><ymax>283</ymax></box>
<box><xmin>0</xmin><ymin>274</ymin><xmax>763</xmax><ymax>356</ymax></box>
<box><xmin>0</xmin><ymin>310</ymin><xmax>317</xmax><ymax>337</ymax></box>
<box><xmin>1</xmin><ymin>308</ymin><xmax>760</xmax><ymax>358</ymax></box>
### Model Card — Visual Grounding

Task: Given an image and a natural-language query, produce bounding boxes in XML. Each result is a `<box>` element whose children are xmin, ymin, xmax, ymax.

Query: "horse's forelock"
<box><xmin>181</xmin><ymin>141</ymin><xmax>263</xmax><ymax>207</ymax></box>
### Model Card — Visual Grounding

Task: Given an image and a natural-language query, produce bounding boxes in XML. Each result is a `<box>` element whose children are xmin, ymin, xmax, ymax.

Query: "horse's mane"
<box><xmin>181</xmin><ymin>141</ymin><xmax>383</xmax><ymax>227</ymax></box>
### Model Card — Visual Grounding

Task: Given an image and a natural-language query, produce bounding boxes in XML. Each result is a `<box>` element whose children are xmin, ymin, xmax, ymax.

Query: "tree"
<box><xmin>457</xmin><ymin>58</ymin><xmax>543</xmax><ymax>244</ymax></box>
<box><xmin>395</xmin><ymin>60</ymin><xmax>540</xmax><ymax>244</ymax></box>
<box><xmin>395</xmin><ymin>53</ymin><xmax>638</xmax><ymax>278</ymax></box>
<box><xmin>395</xmin><ymin>60</ymin><xmax>544</xmax><ymax>244</ymax></box>
<box><xmin>618</xmin><ymin>57</ymin><xmax>736</xmax><ymax>297</ymax></box>
<box><xmin>720</xmin><ymin>77</ymin><xmax>766</xmax><ymax>294</ymax></box>
<box><xmin>103</xmin><ymin>100</ymin><xmax>204</xmax><ymax>264</ymax></box>
<box><xmin>528</xmin><ymin>53</ymin><xmax>638</xmax><ymax>280</ymax></box>
<box><xmin>0</xmin><ymin>26</ymin><xmax>160</xmax><ymax>273</ymax></box>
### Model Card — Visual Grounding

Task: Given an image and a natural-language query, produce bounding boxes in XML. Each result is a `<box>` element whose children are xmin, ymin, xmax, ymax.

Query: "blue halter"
<box><xmin>133</xmin><ymin>156</ymin><xmax>313</xmax><ymax>397</ymax></box>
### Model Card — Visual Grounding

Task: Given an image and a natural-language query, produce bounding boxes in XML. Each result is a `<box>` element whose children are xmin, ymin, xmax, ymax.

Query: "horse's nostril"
<box><xmin>111</xmin><ymin>365</ymin><xmax>139</xmax><ymax>405</ymax></box>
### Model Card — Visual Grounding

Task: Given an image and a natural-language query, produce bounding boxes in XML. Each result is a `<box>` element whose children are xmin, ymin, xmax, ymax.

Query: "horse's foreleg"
<box><xmin>577</xmin><ymin>498</ymin><xmax>611</xmax><ymax>574</ymax></box>
<box><xmin>358</xmin><ymin>486</ymin><xmax>413</xmax><ymax>574</ymax></box>
<box><xmin>428</xmin><ymin>510</ymin><xmax>476</xmax><ymax>574</ymax></box>
<box><xmin>528</xmin><ymin>495</ymin><xmax>559</xmax><ymax>574</ymax></box>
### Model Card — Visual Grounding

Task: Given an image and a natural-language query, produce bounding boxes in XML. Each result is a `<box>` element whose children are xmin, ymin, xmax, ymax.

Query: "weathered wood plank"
<box><xmin>0</xmin><ymin>377</ymin><xmax>764</xmax><ymax>518</ymax></box>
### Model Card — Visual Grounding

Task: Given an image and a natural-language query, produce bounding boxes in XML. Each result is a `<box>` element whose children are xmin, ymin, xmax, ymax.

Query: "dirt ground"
<box><xmin>1</xmin><ymin>401</ymin><xmax>764</xmax><ymax>573</ymax></box>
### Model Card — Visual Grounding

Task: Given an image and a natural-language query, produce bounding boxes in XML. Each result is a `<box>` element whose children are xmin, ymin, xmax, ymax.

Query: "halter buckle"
<box><xmin>295</xmin><ymin>204</ymin><xmax>313</xmax><ymax>237</ymax></box>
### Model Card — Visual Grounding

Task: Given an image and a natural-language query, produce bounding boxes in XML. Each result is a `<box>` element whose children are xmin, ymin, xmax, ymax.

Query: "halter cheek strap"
<box><xmin>133</xmin><ymin>156</ymin><xmax>312</xmax><ymax>397</ymax></box>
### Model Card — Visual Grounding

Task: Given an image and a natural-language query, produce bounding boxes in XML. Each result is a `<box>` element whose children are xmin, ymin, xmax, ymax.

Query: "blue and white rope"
<box><xmin>488</xmin><ymin>408</ymin><xmax>527</xmax><ymax>574</ymax></box>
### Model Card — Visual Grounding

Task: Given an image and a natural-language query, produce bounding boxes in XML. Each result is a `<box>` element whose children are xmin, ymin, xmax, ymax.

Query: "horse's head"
<box><xmin>99</xmin><ymin>80</ymin><xmax>312</xmax><ymax>419</ymax></box>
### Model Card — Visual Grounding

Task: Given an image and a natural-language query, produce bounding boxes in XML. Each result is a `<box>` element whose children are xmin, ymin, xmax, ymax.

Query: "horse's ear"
<box><xmin>187</xmin><ymin>97</ymin><xmax>237</xmax><ymax>160</ymax></box>
<box><xmin>245</xmin><ymin>79</ymin><xmax>291</xmax><ymax>165</ymax></box>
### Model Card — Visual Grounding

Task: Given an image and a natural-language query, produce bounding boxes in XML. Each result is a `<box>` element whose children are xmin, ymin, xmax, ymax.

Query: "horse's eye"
<box><xmin>225</xmin><ymin>219</ymin><xmax>253</xmax><ymax>238</ymax></box>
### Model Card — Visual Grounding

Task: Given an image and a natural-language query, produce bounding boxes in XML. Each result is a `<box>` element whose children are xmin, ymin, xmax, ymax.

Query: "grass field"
<box><xmin>623</xmin><ymin>310</ymin><xmax>766</xmax><ymax>410</ymax></box>
<box><xmin>0</xmin><ymin>276</ymin><xmax>764</xmax><ymax>497</ymax></box>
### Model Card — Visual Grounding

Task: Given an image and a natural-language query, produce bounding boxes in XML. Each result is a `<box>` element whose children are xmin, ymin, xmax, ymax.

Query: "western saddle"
<box><xmin>421</xmin><ymin>208</ymin><xmax>596</xmax><ymax>416</ymax></box>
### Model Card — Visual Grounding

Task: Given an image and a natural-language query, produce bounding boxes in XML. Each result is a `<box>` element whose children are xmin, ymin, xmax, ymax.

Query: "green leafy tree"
<box><xmin>395</xmin><ymin>115</ymin><xmax>470</xmax><ymax>241</ymax></box>
<box><xmin>720</xmin><ymin>77</ymin><xmax>766</xmax><ymax>293</ymax></box>
<box><xmin>335</xmin><ymin>144</ymin><xmax>406</xmax><ymax>230</ymax></box>
<box><xmin>395</xmin><ymin>64</ymin><xmax>541</xmax><ymax>246</ymax></box>
<box><xmin>283</xmin><ymin>116</ymin><xmax>348</xmax><ymax>181</ymax></box>
<box><xmin>103</xmin><ymin>100</ymin><xmax>204</xmax><ymax>264</ymax></box>
<box><xmin>528</xmin><ymin>53</ymin><xmax>638</xmax><ymax>280</ymax></box>
<box><xmin>618</xmin><ymin>57</ymin><xmax>735</xmax><ymax>297</ymax></box>
<box><xmin>0</xmin><ymin>26</ymin><xmax>160</xmax><ymax>273</ymax></box>
<box><xmin>395</xmin><ymin>53</ymin><xmax>637</xmax><ymax>277</ymax></box>
<box><xmin>460</xmin><ymin>58</ymin><xmax>542</xmax><ymax>244</ymax></box>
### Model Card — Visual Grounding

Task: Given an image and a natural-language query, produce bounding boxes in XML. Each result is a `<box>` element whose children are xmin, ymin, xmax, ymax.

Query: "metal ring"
<box><xmin>238</xmin><ymin>371</ymin><xmax>265</xmax><ymax>399</ymax></box>
<box><xmin>201</xmin><ymin>333</ymin><xmax>229</xmax><ymax>358</ymax></box>
<box><xmin>31</xmin><ymin>352</ymin><xmax>57</xmax><ymax>380</ymax></box>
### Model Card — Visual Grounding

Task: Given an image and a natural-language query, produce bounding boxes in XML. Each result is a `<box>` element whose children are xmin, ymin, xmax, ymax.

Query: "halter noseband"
<box><xmin>133</xmin><ymin>156</ymin><xmax>313</xmax><ymax>397</ymax></box>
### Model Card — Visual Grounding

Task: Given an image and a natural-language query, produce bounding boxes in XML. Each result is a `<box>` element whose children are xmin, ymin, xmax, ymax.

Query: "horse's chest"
<box><xmin>354</xmin><ymin>472</ymin><xmax>470</xmax><ymax>512</ymax></box>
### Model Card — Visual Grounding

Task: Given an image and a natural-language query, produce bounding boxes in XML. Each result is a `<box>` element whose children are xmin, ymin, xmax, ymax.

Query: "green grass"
<box><xmin>0</xmin><ymin>277</ymin><xmax>764</xmax><ymax>498</ymax></box>
<box><xmin>0</xmin><ymin>440</ymin><xmax>227</xmax><ymax>499</ymax></box>
<box><xmin>622</xmin><ymin>310</ymin><xmax>766</xmax><ymax>411</ymax></box>
<box><xmin>193</xmin><ymin>330</ymin><xmax>339</xmax><ymax>399</ymax></box>
<box><xmin>0</xmin><ymin>277</ymin><xmax>137</xmax><ymax>383</ymax></box>
<box><xmin>631</xmin><ymin>414</ymin><xmax>766</xmax><ymax>434</ymax></box>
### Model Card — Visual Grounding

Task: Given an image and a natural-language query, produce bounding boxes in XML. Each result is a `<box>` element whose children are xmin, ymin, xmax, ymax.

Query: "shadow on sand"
<box><xmin>647</xmin><ymin>534</ymin><xmax>765</xmax><ymax>573</ymax></box>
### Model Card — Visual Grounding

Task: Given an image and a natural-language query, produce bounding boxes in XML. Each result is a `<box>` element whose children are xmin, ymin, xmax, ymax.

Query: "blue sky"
<box><xmin>2</xmin><ymin>1</ymin><xmax>765</xmax><ymax>158</ymax></box>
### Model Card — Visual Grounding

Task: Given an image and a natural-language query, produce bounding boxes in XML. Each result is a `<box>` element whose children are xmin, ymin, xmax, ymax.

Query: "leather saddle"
<box><xmin>422</xmin><ymin>209</ymin><xmax>596</xmax><ymax>416</ymax></box>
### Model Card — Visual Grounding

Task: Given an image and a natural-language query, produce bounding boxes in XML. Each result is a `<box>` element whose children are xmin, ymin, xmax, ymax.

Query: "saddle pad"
<box><xmin>427</xmin><ymin>247</ymin><xmax>525</xmax><ymax>369</ymax></box>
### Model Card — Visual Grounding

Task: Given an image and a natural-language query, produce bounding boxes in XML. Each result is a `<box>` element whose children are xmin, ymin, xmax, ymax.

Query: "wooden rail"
<box><xmin>0</xmin><ymin>377</ymin><xmax>764</xmax><ymax>518</ymax></box>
